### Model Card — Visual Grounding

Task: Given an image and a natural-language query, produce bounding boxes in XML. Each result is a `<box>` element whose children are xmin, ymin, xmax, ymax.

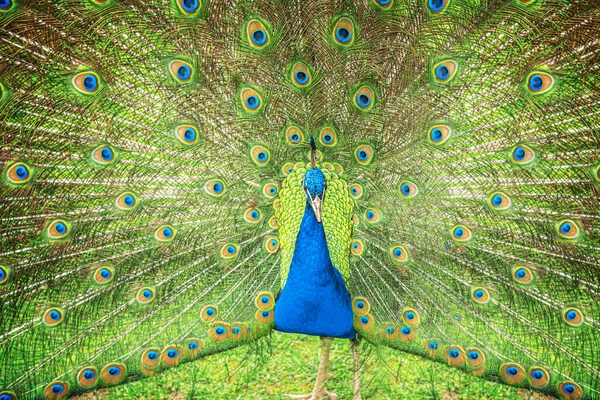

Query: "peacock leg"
<box><xmin>351</xmin><ymin>339</ymin><xmax>362</xmax><ymax>400</ymax></box>
<box><xmin>283</xmin><ymin>336</ymin><xmax>338</xmax><ymax>400</ymax></box>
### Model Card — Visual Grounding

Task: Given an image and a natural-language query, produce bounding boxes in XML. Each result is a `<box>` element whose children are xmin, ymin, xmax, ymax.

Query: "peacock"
<box><xmin>0</xmin><ymin>0</ymin><xmax>599</xmax><ymax>398</ymax></box>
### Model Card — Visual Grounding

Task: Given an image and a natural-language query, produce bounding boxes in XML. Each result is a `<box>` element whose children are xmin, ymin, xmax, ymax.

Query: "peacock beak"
<box><xmin>309</xmin><ymin>195</ymin><xmax>323</xmax><ymax>223</ymax></box>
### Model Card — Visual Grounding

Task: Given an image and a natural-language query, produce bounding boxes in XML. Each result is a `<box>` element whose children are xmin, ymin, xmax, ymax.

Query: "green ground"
<box><xmin>78</xmin><ymin>332</ymin><xmax>555</xmax><ymax>399</ymax></box>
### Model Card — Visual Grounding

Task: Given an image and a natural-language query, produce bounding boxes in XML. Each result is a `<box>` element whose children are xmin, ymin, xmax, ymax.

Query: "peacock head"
<box><xmin>303</xmin><ymin>136</ymin><xmax>326</xmax><ymax>223</ymax></box>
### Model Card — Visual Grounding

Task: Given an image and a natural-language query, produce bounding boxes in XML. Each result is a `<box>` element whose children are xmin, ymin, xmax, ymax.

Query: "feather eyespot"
<box><xmin>433</xmin><ymin>60</ymin><xmax>458</xmax><ymax>83</ymax></box>
<box><xmin>101</xmin><ymin>363</ymin><xmax>126</xmax><ymax>384</ymax></box>
<box><xmin>243</xmin><ymin>207</ymin><xmax>262</xmax><ymax>223</ymax></box>
<box><xmin>246</xmin><ymin>19</ymin><xmax>270</xmax><ymax>48</ymax></box>
<box><xmin>452</xmin><ymin>225</ymin><xmax>472</xmax><ymax>242</ymax></box>
<box><xmin>255</xmin><ymin>292</ymin><xmax>275</xmax><ymax>310</ymax></box>
<box><xmin>510</xmin><ymin>144</ymin><xmax>535</xmax><ymax>165</ymax></box>
<box><xmin>391</xmin><ymin>246</ymin><xmax>409</xmax><ymax>262</ymax></box>
<box><xmin>471</xmin><ymin>287</ymin><xmax>490</xmax><ymax>304</ymax></box>
<box><xmin>256</xmin><ymin>309</ymin><xmax>274</xmax><ymax>324</ymax></box>
<box><xmin>91</xmin><ymin>144</ymin><xmax>117</xmax><ymax>165</ymax></box>
<box><xmin>176</xmin><ymin>0</ymin><xmax>200</xmax><ymax>15</ymax></box>
<box><xmin>319</xmin><ymin>127</ymin><xmax>337</xmax><ymax>146</ymax></box>
<box><xmin>204</xmin><ymin>179</ymin><xmax>226</xmax><ymax>197</ymax></box>
<box><xmin>428</xmin><ymin>125</ymin><xmax>451</xmax><ymax>145</ymax></box>
<box><xmin>200</xmin><ymin>305</ymin><xmax>218</xmax><ymax>322</ymax></box>
<box><xmin>175</xmin><ymin>125</ymin><xmax>199</xmax><ymax>145</ymax></box>
<box><xmin>489</xmin><ymin>192</ymin><xmax>511</xmax><ymax>210</ymax></box>
<box><xmin>527</xmin><ymin>71</ymin><xmax>554</xmax><ymax>94</ymax></box>
<box><xmin>210</xmin><ymin>322</ymin><xmax>231</xmax><ymax>341</ymax></box>
<box><xmin>501</xmin><ymin>363</ymin><xmax>525</xmax><ymax>384</ymax></box>
<box><xmin>282</xmin><ymin>162</ymin><xmax>294</xmax><ymax>176</ymax></box>
<box><xmin>141</xmin><ymin>348</ymin><xmax>161</xmax><ymax>369</ymax></box>
<box><xmin>44</xmin><ymin>381</ymin><xmax>68</xmax><ymax>399</ymax></box>
<box><xmin>169</xmin><ymin>60</ymin><xmax>194</xmax><ymax>84</ymax></box>
<box><xmin>351</xmin><ymin>239</ymin><xmax>364</xmax><ymax>256</ymax></box>
<box><xmin>240</xmin><ymin>87</ymin><xmax>262</xmax><ymax>113</ymax></box>
<box><xmin>268</xmin><ymin>216</ymin><xmax>278</xmax><ymax>229</ymax></box>
<box><xmin>291</xmin><ymin>62</ymin><xmax>312</xmax><ymax>87</ymax></box>
<box><xmin>250</xmin><ymin>145</ymin><xmax>270</xmax><ymax>166</ymax></box>
<box><xmin>154</xmin><ymin>225</ymin><xmax>176</xmax><ymax>242</ymax></box>
<box><xmin>557</xmin><ymin>219</ymin><xmax>581</xmax><ymax>239</ymax></box>
<box><xmin>77</xmin><ymin>367</ymin><xmax>98</xmax><ymax>388</ymax></box>
<box><xmin>94</xmin><ymin>266</ymin><xmax>114</xmax><ymax>284</ymax></box>
<box><xmin>427</xmin><ymin>0</ymin><xmax>450</xmax><ymax>14</ymax></box>
<box><xmin>184</xmin><ymin>338</ymin><xmax>201</xmax><ymax>357</ymax></box>
<box><xmin>43</xmin><ymin>307</ymin><xmax>64</xmax><ymax>327</ymax></box>
<box><xmin>425</xmin><ymin>340</ymin><xmax>440</xmax><ymax>357</ymax></box>
<box><xmin>115</xmin><ymin>192</ymin><xmax>137</xmax><ymax>210</ymax></box>
<box><xmin>399</xmin><ymin>181</ymin><xmax>418</xmax><ymax>199</ymax></box>
<box><xmin>466</xmin><ymin>348</ymin><xmax>485</xmax><ymax>368</ymax></box>
<box><xmin>0</xmin><ymin>265</ymin><xmax>10</xmax><ymax>285</ymax></box>
<box><xmin>137</xmin><ymin>287</ymin><xmax>155</xmax><ymax>304</ymax></box>
<box><xmin>72</xmin><ymin>71</ymin><xmax>100</xmax><ymax>94</ymax></box>
<box><xmin>5</xmin><ymin>162</ymin><xmax>32</xmax><ymax>184</ymax></box>
<box><xmin>264</xmin><ymin>237</ymin><xmax>279</xmax><ymax>253</ymax></box>
<box><xmin>220</xmin><ymin>243</ymin><xmax>239</xmax><ymax>259</ymax></box>
<box><xmin>262</xmin><ymin>183</ymin><xmax>279</xmax><ymax>199</ymax></box>
<box><xmin>528</xmin><ymin>367</ymin><xmax>550</xmax><ymax>388</ymax></box>
<box><xmin>403</xmin><ymin>308</ymin><xmax>420</xmax><ymax>326</ymax></box>
<box><xmin>161</xmin><ymin>345</ymin><xmax>183</xmax><ymax>367</ymax></box>
<box><xmin>352</xmin><ymin>215</ymin><xmax>360</xmax><ymax>226</ymax></box>
<box><xmin>374</xmin><ymin>0</ymin><xmax>392</xmax><ymax>8</ymax></box>
<box><xmin>349</xmin><ymin>183</ymin><xmax>363</xmax><ymax>199</ymax></box>
<box><xmin>46</xmin><ymin>219</ymin><xmax>70</xmax><ymax>239</ymax></box>
<box><xmin>354</xmin><ymin>313</ymin><xmax>374</xmax><ymax>330</ymax></box>
<box><xmin>444</xmin><ymin>346</ymin><xmax>465</xmax><ymax>366</ymax></box>
<box><xmin>333</xmin><ymin>17</ymin><xmax>354</xmax><ymax>46</ymax></box>
<box><xmin>0</xmin><ymin>0</ymin><xmax>14</xmax><ymax>11</ymax></box>
<box><xmin>562</xmin><ymin>307</ymin><xmax>584</xmax><ymax>327</ymax></box>
<box><xmin>364</xmin><ymin>207</ymin><xmax>381</xmax><ymax>223</ymax></box>
<box><xmin>354</xmin><ymin>145</ymin><xmax>374</xmax><ymax>165</ymax></box>
<box><xmin>558</xmin><ymin>381</ymin><xmax>582</xmax><ymax>399</ymax></box>
<box><xmin>352</xmin><ymin>297</ymin><xmax>370</xmax><ymax>315</ymax></box>
<box><xmin>285</xmin><ymin>126</ymin><xmax>304</xmax><ymax>145</ymax></box>
<box><xmin>353</xmin><ymin>86</ymin><xmax>375</xmax><ymax>111</ymax></box>
<box><xmin>397</xmin><ymin>325</ymin><xmax>416</xmax><ymax>341</ymax></box>
<box><xmin>0</xmin><ymin>392</ymin><xmax>16</xmax><ymax>400</ymax></box>
<box><xmin>512</xmin><ymin>266</ymin><xmax>533</xmax><ymax>284</ymax></box>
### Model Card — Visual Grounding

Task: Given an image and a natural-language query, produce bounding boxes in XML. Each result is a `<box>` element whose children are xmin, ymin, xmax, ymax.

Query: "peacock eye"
<box><xmin>137</xmin><ymin>287</ymin><xmax>155</xmax><ymax>303</ymax></box>
<box><xmin>558</xmin><ymin>382</ymin><xmax>582</xmax><ymax>398</ymax></box>
<box><xmin>243</xmin><ymin>207</ymin><xmax>262</xmax><ymax>223</ymax></box>
<box><xmin>489</xmin><ymin>192</ymin><xmax>511</xmax><ymax>210</ymax></box>
<box><xmin>556</xmin><ymin>219</ymin><xmax>581</xmax><ymax>239</ymax></box>
<box><xmin>0</xmin><ymin>0</ymin><xmax>15</xmax><ymax>11</ymax></box>
<box><xmin>451</xmin><ymin>224</ymin><xmax>472</xmax><ymax>242</ymax></box>
<box><xmin>390</xmin><ymin>245</ymin><xmax>409</xmax><ymax>262</ymax></box>
<box><xmin>399</xmin><ymin>181</ymin><xmax>418</xmax><ymax>199</ymax></box>
<box><xmin>240</xmin><ymin>87</ymin><xmax>263</xmax><ymax>113</ymax></box>
<box><xmin>465</xmin><ymin>348</ymin><xmax>485</xmax><ymax>367</ymax></box>
<box><xmin>428</xmin><ymin>125</ymin><xmax>452</xmax><ymax>145</ymax></box>
<box><xmin>77</xmin><ymin>367</ymin><xmax>98</xmax><ymax>388</ymax></box>
<box><xmin>176</xmin><ymin>0</ymin><xmax>200</xmax><ymax>15</ymax></box>
<box><xmin>262</xmin><ymin>183</ymin><xmax>279</xmax><ymax>199</ymax></box>
<box><xmin>154</xmin><ymin>225</ymin><xmax>176</xmax><ymax>242</ymax></box>
<box><xmin>175</xmin><ymin>125</ymin><xmax>199</xmax><ymax>145</ymax></box>
<box><xmin>101</xmin><ymin>363</ymin><xmax>126</xmax><ymax>384</ymax></box>
<box><xmin>5</xmin><ymin>162</ymin><xmax>32</xmax><ymax>184</ymax></box>
<box><xmin>512</xmin><ymin>266</ymin><xmax>533</xmax><ymax>284</ymax></box>
<box><xmin>427</xmin><ymin>0</ymin><xmax>449</xmax><ymax>14</ymax></box>
<box><xmin>349</xmin><ymin>183</ymin><xmax>363</xmax><ymax>199</ymax></box>
<box><xmin>528</xmin><ymin>367</ymin><xmax>550</xmax><ymax>388</ymax></box>
<box><xmin>204</xmin><ymin>179</ymin><xmax>226</xmax><ymax>197</ymax></box>
<box><xmin>46</xmin><ymin>219</ymin><xmax>70</xmax><ymax>239</ymax></box>
<box><xmin>72</xmin><ymin>71</ymin><xmax>100</xmax><ymax>94</ymax></box>
<box><xmin>433</xmin><ymin>60</ymin><xmax>458</xmax><ymax>83</ymax></box>
<box><xmin>264</xmin><ymin>237</ymin><xmax>279</xmax><ymax>253</ymax></box>
<box><xmin>501</xmin><ymin>363</ymin><xmax>526</xmax><ymax>384</ymax></box>
<box><xmin>510</xmin><ymin>144</ymin><xmax>535</xmax><ymax>165</ymax></box>
<box><xmin>471</xmin><ymin>287</ymin><xmax>490</xmax><ymax>304</ymax></box>
<box><xmin>246</xmin><ymin>19</ymin><xmax>270</xmax><ymax>48</ymax></box>
<box><xmin>115</xmin><ymin>192</ymin><xmax>137</xmax><ymax>210</ymax></box>
<box><xmin>291</xmin><ymin>62</ymin><xmax>312</xmax><ymax>87</ymax></box>
<box><xmin>374</xmin><ymin>0</ymin><xmax>392</xmax><ymax>8</ymax></box>
<box><xmin>527</xmin><ymin>71</ymin><xmax>554</xmax><ymax>94</ymax></box>
<box><xmin>319</xmin><ymin>127</ymin><xmax>337</xmax><ymax>146</ymax></box>
<box><xmin>43</xmin><ymin>307</ymin><xmax>64</xmax><ymax>326</ymax></box>
<box><xmin>169</xmin><ymin>60</ymin><xmax>194</xmax><ymax>83</ymax></box>
<box><xmin>250</xmin><ymin>145</ymin><xmax>270</xmax><ymax>166</ymax></box>
<box><xmin>44</xmin><ymin>382</ymin><xmax>68</xmax><ymax>398</ymax></box>
<box><xmin>351</xmin><ymin>239</ymin><xmax>364</xmax><ymax>255</ymax></box>
<box><xmin>402</xmin><ymin>308</ymin><xmax>420</xmax><ymax>326</ymax></box>
<box><xmin>200</xmin><ymin>304</ymin><xmax>219</xmax><ymax>322</ymax></box>
<box><xmin>353</xmin><ymin>86</ymin><xmax>375</xmax><ymax>111</ymax></box>
<box><xmin>354</xmin><ymin>145</ymin><xmax>374</xmax><ymax>165</ymax></box>
<box><xmin>91</xmin><ymin>144</ymin><xmax>117</xmax><ymax>165</ymax></box>
<box><xmin>161</xmin><ymin>345</ymin><xmax>183</xmax><ymax>366</ymax></box>
<box><xmin>220</xmin><ymin>243</ymin><xmax>239</xmax><ymax>259</ymax></box>
<box><xmin>562</xmin><ymin>307</ymin><xmax>584</xmax><ymax>327</ymax></box>
<box><xmin>333</xmin><ymin>17</ymin><xmax>354</xmax><ymax>46</ymax></box>
<box><xmin>94</xmin><ymin>266</ymin><xmax>114</xmax><ymax>284</ymax></box>
<box><xmin>364</xmin><ymin>207</ymin><xmax>381</xmax><ymax>223</ymax></box>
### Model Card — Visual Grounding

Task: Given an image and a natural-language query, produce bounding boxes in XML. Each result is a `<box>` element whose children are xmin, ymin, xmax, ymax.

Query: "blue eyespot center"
<box><xmin>148</xmin><ymin>351</ymin><xmax>158</xmax><ymax>360</ymax></box>
<box><xmin>474</xmin><ymin>289</ymin><xmax>484</xmax><ymax>299</ymax></box>
<box><xmin>167</xmin><ymin>349</ymin><xmax>178</xmax><ymax>358</ymax></box>
<box><xmin>366</xmin><ymin>210</ymin><xmax>374</xmax><ymax>220</ymax></box>
<box><xmin>357</xmin><ymin>94</ymin><xmax>371</xmax><ymax>107</ymax></box>
<box><xmin>100</xmin><ymin>269</ymin><xmax>111</xmax><ymax>279</ymax></box>
<box><xmin>246</xmin><ymin>95</ymin><xmax>259</xmax><ymax>109</ymax></box>
<box><xmin>252</xmin><ymin>30</ymin><xmax>266</xmax><ymax>45</ymax></box>
<box><xmin>124</xmin><ymin>194</ymin><xmax>135</xmax><ymax>206</ymax></box>
<box><xmin>83</xmin><ymin>74</ymin><xmax>97</xmax><ymax>91</ymax></box>
<box><xmin>188</xmin><ymin>342</ymin><xmax>198</xmax><ymax>350</ymax></box>
<box><xmin>206</xmin><ymin>307</ymin><xmax>215</xmax><ymax>316</ymax></box>
<box><xmin>360</xmin><ymin>316</ymin><xmax>369</xmax><ymax>324</ymax></box>
<box><xmin>216</xmin><ymin>326</ymin><xmax>225</xmax><ymax>335</ymax></box>
<box><xmin>261</xmin><ymin>295</ymin><xmax>270</xmax><ymax>304</ymax></box>
<box><xmin>377</xmin><ymin>0</ymin><xmax>391</xmax><ymax>4</ymax></box>
<box><xmin>0</xmin><ymin>0</ymin><xmax>13</xmax><ymax>9</ymax></box>
<box><xmin>270</xmin><ymin>187</ymin><xmax>276</xmax><ymax>194</ymax></box>
<box><xmin>405</xmin><ymin>312</ymin><xmax>415</xmax><ymax>320</ymax></box>
<box><xmin>560</xmin><ymin>222</ymin><xmax>572</xmax><ymax>234</ymax></box>
<box><xmin>251</xmin><ymin>210</ymin><xmax>259</xmax><ymax>219</ymax></box>
<box><xmin>49</xmin><ymin>310</ymin><xmax>61</xmax><ymax>320</ymax></box>
<box><xmin>290</xmin><ymin>134</ymin><xmax>300</xmax><ymax>142</ymax></box>
<box><xmin>516</xmin><ymin>269</ymin><xmax>527</xmax><ymax>279</ymax></box>
<box><xmin>101</xmin><ymin>147</ymin><xmax>113</xmax><ymax>161</ymax></box>
<box><xmin>401</xmin><ymin>183</ymin><xmax>410</xmax><ymax>195</ymax></box>
<box><xmin>108</xmin><ymin>366</ymin><xmax>120</xmax><ymax>376</ymax></box>
<box><xmin>184</xmin><ymin>128</ymin><xmax>196</xmax><ymax>142</ymax></box>
<box><xmin>532</xmin><ymin>370</ymin><xmax>543</xmax><ymax>380</ymax></box>
<box><xmin>506</xmin><ymin>366</ymin><xmax>519</xmax><ymax>376</ymax></box>
<box><xmin>428</xmin><ymin>341</ymin><xmax>438</xmax><ymax>350</ymax></box>
<box><xmin>468</xmin><ymin>351</ymin><xmax>479</xmax><ymax>360</ymax></box>
<box><xmin>386</xmin><ymin>327</ymin><xmax>395</xmax><ymax>334</ymax></box>
<box><xmin>52</xmin><ymin>384</ymin><xmax>63</xmax><ymax>394</ymax></box>
<box><xmin>436</xmin><ymin>65</ymin><xmax>449</xmax><ymax>80</ymax></box>
<box><xmin>83</xmin><ymin>370</ymin><xmax>95</xmax><ymax>380</ymax></box>
<box><xmin>492</xmin><ymin>194</ymin><xmax>503</xmax><ymax>206</ymax></box>
<box><xmin>529</xmin><ymin>74</ymin><xmax>543</xmax><ymax>91</ymax></box>
<box><xmin>394</xmin><ymin>248</ymin><xmax>402</xmax><ymax>257</ymax></box>
<box><xmin>336</xmin><ymin>27</ymin><xmax>351</xmax><ymax>43</ymax></box>
<box><xmin>177</xmin><ymin>65</ymin><xmax>191</xmax><ymax>81</ymax></box>
<box><xmin>428</xmin><ymin>0</ymin><xmax>445</xmax><ymax>12</ymax></box>
<box><xmin>0</xmin><ymin>268</ymin><xmax>5</xmax><ymax>281</ymax></box>
<box><xmin>213</xmin><ymin>182</ymin><xmax>223</xmax><ymax>193</ymax></box>
<box><xmin>358</xmin><ymin>150</ymin><xmax>368</xmax><ymax>160</ymax></box>
<box><xmin>55</xmin><ymin>222</ymin><xmax>66</xmax><ymax>234</ymax></box>
<box><xmin>566</xmin><ymin>310</ymin><xmax>577</xmax><ymax>321</ymax></box>
<box><xmin>454</xmin><ymin>228</ymin><xmax>464</xmax><ymax>238</ymax></box>
<box><xmin>431</xmin><ymin>128</ymin><xmax>443</xmax><ymax>142</ymax></box>
<box><xmin>448</xmin><ymin>349</ymin><xmax>459</xmax><ymax>358</ymax></box>
<box><xmin>257</xmin><ymin>152</ymin><xmax>267</xmax><ymax>161</ymax></box>
<box><xmin>356</xmin><ymin>301</ymin><xmax>365</xmax><ymax>309</ymax></box>
<box><xmin>15</xmin><ymin>165</ymin><xmax>28</xmax><ymax>179</ymax></box>
<box><xmin>262</xmin><ymin>310</ymin><xmax>270</xmax><ymax>317</ymax></box>
<box><xmin>401</xmin><ymin>326</ymin><xmax>411</xmax><ymax>335</ymax></box>
<box><xmin>323</xmin><ymin>134</ymin><xmax>332</xmax><ymax>143</ymax></box>
<box><xmin>563</xmin><ymin>384</ymin><xmax>575</xmax><ymax>394</ymax></box>
<box><xmin>295</xmin><ymin>71</ymin><xmax>308</xmax><ymax>84</ymax></box>
<box><xmin>181</xmin><ymin>0</ymin><xmax>198</xmax><ymax>12</ymax></box>
<box><xmin>142</xmin><ymin>289</ymin><xmax>153</xmax><ymax>299</ymax></box>
<box><xmin>163</xmin><ymin>228</ymin><xmax>172</xmax><ymax>238</ymax></box>
<box><xmin>514</xmin><ymin>147</ymin><xmax>526</xmax><ymax>161</ymax></box>
<box><xmin>227</xmin><ymin>245</ymin><xmax>235</xmax><ymax>254</ymax></box>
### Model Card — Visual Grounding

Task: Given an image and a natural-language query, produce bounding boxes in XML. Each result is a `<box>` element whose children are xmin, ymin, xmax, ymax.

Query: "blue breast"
<box><xmin>274</xmin><ymin>203</ymin><xmax>356</xmax><ymax>338</ymax></box>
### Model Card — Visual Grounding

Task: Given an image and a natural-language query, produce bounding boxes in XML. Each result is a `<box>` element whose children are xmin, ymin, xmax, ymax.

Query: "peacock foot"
<box><xmin>283</xmin><ymin>390</ymin><xmax>338</xmax><ymax>400</ymax></box>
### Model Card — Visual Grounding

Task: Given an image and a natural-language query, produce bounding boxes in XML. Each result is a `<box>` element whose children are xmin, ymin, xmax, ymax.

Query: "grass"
<box><xmin>76</xmin><ymin>331</ymin><xmax>556</xmax><ymax>400</ymax></box>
